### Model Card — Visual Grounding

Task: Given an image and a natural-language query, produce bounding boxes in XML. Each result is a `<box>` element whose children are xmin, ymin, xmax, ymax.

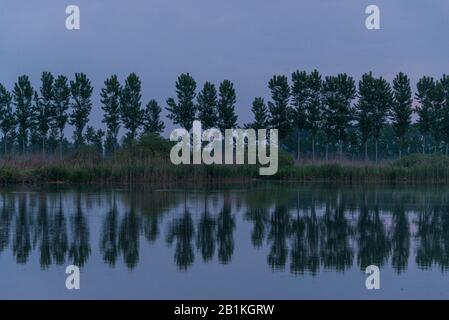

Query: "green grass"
<box><xmin>1</xmin><ymin>136</ymin><xmax>449</xmax><ymax>184</ymax></box>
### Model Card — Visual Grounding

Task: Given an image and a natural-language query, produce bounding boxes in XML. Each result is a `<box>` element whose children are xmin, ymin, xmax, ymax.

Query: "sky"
<box><xmin>0</xmin><ymin>0</ymin><xmax>448</xmax><ymax>137</ymax></box>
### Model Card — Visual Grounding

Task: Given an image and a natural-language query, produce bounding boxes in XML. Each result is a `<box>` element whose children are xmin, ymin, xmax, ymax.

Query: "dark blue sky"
<box><xmin>1</xmin><ymin>0</ymin><xmax>448</xmax><ymax>135</ymax></box>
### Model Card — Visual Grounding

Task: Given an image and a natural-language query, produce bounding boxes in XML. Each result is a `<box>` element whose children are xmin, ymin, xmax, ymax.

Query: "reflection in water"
<box><xmin>1</xmin><ymin>185</ymin><xmax>449</xmax><ymax>275</ymax></box>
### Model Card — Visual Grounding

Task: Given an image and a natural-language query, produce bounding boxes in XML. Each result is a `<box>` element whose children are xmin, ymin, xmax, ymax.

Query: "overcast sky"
<box><xmin>0</xmin><ymin>0</ymin><xmax>448</xmax><ymax>136</ymax></box>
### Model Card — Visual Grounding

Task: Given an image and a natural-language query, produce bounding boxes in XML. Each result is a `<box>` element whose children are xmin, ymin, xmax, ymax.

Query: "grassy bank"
<box><xmin>0</xmin><ymin>135</ymin><xmax>449</xmax><ymax>184</ymax></box>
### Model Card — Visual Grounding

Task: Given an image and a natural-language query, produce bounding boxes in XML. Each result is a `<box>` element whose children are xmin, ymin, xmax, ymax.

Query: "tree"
<box><xmin>217</xmin><ymin>80</ymin><xmax>238</xmax><ymax>132</ymax></box>
<box><xmin>13</xmin><ymin>75</ymin><xmax>34</xmax><ymax>154</ymax></box>
<box><xmin>322</xmin><ymin>74</ymin><xmax>356</xmax><ymax>160</ymax></box>
<box><xmin>356</xmin><ymin>72</ymin><xmax>376</xmax><ymax>161</ymax></box>
<box><xmin>0</xmin><ymin>84</ymin><xmax>15</xmax><ymax>155</ymax></box>
<box><xmin>143</xmin><ymin>99</ymin><xmax>165</xmax><ymax>134</ymax></box>
<box><xmin>268</xmin><ymin>75</ymin><xmax>291</xmax><ymax>141</ymax></box>
<box><xmin>306</xmin><ymin>70</ymin><xmax>322</xmax><ymax>161</ymax></box>
<box><xmin>53</xmin><ymin>75</ymin><xmax>70</xmax><ymax>159</ymax></box>
<box><xmin>415</xmin><ymin>76</ymin><xmax>435</xmax><ymax>154</ymax></box>
<box><xmin>290</xmin><ymin>70</ymin><xmax>308</xmax><ymax>160</ymax></box>
<box><xmin>197</xmin><ymin>82</ymin><xmax>218</xmax><ymax>129</ymax></box>
<box><xmin>370</xmin><ymin>76</ymin><xmax>392</xmax><ymax>162</ymax></box>
<box><xmin>101</xmin><ymin>75</ymin><xmax>121</xmax><ymax>153</ymax></box>
<box><xmin>391</xmin><ymin>72</ymin><xmax>412</xmax><ymax>159</ymax></box>
<box><xmin>247</xmin><ymin>97</ymin><xmax>268</xmax><ymax>129</ymax></box>
<box><xmin>70</xmin><ymin>73</ymin><xmax>93</xmax><ymax>148</ymax></box>
<box><xmin>439</xmin><ymin>75</ymin><xmax>449</xmax><ymax>155</ymax></box>
<box><xmin>120</xmin><ymin>73</ymin><xmax>143</xmax><ymax>142</ymax></box>
<box><xmin>166</xmin><ymin>73</ymin><xmax>197</xmax><ymax>131</ymax></box>
<box><xmin>33</xmin><ymin>72</ymin><xmax>55</xmax><ymax>158</ymax></box>
<box><xmin>85</xmin><ymin>126</ymin><xmax>105</xmax><ymax>154</ymax></box>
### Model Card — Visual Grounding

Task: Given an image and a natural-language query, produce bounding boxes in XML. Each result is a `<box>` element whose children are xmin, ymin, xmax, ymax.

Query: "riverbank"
<box><xmin>0</xmin><ymin>151</ymin><xmax>449</xmax><ymax>184</ymax></box>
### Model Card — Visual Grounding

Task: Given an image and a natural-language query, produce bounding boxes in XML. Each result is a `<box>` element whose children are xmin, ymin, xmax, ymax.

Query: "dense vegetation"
<box><xmin>0</xmin><ymin>70</ymin><xmax>448</xmax><ymax>183</ymax></box>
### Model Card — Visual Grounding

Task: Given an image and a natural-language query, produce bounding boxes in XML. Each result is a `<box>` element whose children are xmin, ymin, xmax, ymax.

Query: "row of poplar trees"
<box><xmin>0</xmin><ymin>70</ymin><xmax>447</xmax><ymax>161</ymax></box>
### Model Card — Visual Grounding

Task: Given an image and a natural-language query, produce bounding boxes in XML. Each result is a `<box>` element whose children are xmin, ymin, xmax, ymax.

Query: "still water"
<box><xmin>1</xmin><ymin>183</ymin><xmax>449</xmax><ymax>299</ymax></box>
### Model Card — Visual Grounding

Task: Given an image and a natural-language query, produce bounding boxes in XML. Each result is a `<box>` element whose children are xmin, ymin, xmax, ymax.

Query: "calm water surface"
<box><xmin>1</xmin><ymin>183</ymin><xmax>449</xmax><ymax>299</ymax></box>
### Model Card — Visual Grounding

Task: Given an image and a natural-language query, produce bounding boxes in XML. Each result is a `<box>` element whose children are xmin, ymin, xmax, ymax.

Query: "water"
<box><xmin>1</xmin><ymin>183</ymin><xmax>449</xmax><ymax>299</ymax></box>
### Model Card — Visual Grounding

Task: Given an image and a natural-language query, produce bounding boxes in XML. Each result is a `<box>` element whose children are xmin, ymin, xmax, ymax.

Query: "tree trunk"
<box><xmin>399</xmin><ymin>148</ymin><xmax>402</xmax><ymax>160</ymax></box>
<box><xmin>422</xmin><ymin>135</ymin><xmax>426</xmax><ymax>154</ymax></box>
<box><xmin>42</xmin><ymin>136</ymin><xmax>45</xmax><ymax>160</ymax></box>
<box><xmin>325</xmin><ymin>143</ymin><xmax>329</xmax><ymax>161</ymax></box>
<box><xmin>311</xmin><ymin>136</ymin><xmax>315</xmax><ymax>162</ymax></box>
<box><xmin>296</xmin><ymin>129</ymin><xmax>300</xmax><ymax>161</ymax></box>
<box><xmin>364</xmin><ymin>140</ymin><xmax>368</xmax><ymax>162</ymax></box>
<box><xmin>339</xmin><ymin>140</ymin><xmax>343</xmax><ymax>161</ymax></box>
<box><xmin>375</xmin><ymin>140</ymin><xmax>378</xmax><ymax>163</ymax></box>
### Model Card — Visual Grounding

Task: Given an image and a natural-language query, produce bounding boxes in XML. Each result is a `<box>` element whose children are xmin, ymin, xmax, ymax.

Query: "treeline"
<box><xmin>0</xmin><ymin>70</ymin><xmax>447</xmax><ymax>161</ymax></box>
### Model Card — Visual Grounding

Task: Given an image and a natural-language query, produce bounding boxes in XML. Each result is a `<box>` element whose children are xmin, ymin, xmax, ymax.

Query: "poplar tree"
<box><xmin>306</xmin><ymin>70</ymin><xmax>322</xmax><ymax>161</ymax></box>
<box><xmin>217</xmin><ymin>80</ymin><xmax>238</xmax><ymax>132</ymax></box>
<box><xmin>415</xmin><ymin>76</ymin><xmax>435</xmax><ymax>154</ymax></box>
<box><xmin>101</xmin><ymin>75</ymin><xmax>121</xmax><ymax>153</ymax></box>
<box><xmin>13</xmin><ymin>75</ymin><xmax>34</xmax><ymax>154</ymax></box>
<box><xmin>69</xmin><ymin>73</ymin><xmax>93</xmax><ymax>148</ymax></box>
<box><xmin>356</xmin><ymin>72</ymin><xmax>376</xmax><ymax>161</ymax></box>
<box><xmin>290</xmin><ymin>70</ymin><xmax>308</xmax><ymax>159</ymax></box>
<box><xmin>391</xmin><ymin>72</ymin><xmax>412</xmax><ymax>159</ymax></box>
<box><xmin>371</xmin><ymin>76</ymin><xmax>392</xmax><ymax>162</ymax></box>
<box><xmin>33</xmin><ymin>72</ymin><xmax>55</xmax><ymax>158</ymax></box>
<box><xmin>143</xmin><ymin>99</ymin><xmax>165</xmax><ymax>134</ymax></box>
<box><xmin>322</xmin><ymin>74</ymin><xmax>356</xmax><ymax>159</ymax></box>
<box><xmin>0</xmin><ymin>84</ymin><xmax>15</xmax><ymax>155</ymax></box>
<box><xmin>437</xmin><ymin>76</ymin><xmax>449</xmax><ymax>155</ymax></box>
<box><xmin>247</xmin><ymin>97</ymin><xmax>268</xmax><ymax>129</ymax></box>
<box><xmin>166</xmin><ymin>73</ymin><xmax>197</xmax><ymax>131</ymax></box>
<box><xmin>197</xmin><ymin>82</ymin><xmax>218</xmax><ymax>129</ymax></box>
<box><xmin>120</xmin><ymin>73</ymin><xmax>143</xmax><ymax>142</ymax></box>
<box><xmin>268</xmin><ymin>75</ymin><xmax>291</xmax><ymax>141</ymax></box>
<box><xmin>53</xmin><ymin>75</ymin><xmax>70</xmax><ymax>159</ymax></box>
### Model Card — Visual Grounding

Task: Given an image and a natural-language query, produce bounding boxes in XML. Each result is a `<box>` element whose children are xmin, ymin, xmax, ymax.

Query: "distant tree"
<box><xmin>322</xmin><ymin>74</ymin><xmax>356</xmax><ymax>160</ymax></box>
<box><xmin>143</xmin><ymin>99</ymin><xmax>165</xmax><ymax>135</ymax></box>
<box><xmin>101</xmin><ymin>75</ymin><xmax>121</xmax><ymax>153</ymax></box>
<box><xmin>217</xmin><ymin>80</ymin><xmax>238</xmax><ymax>132</ymax></box>
<box><xmin>391</xmin><ymin>72</ymin><xmax>412</xmax><ymax>159</ymax></box>
<box><xmin>13</xmin><ymin>75</ymin><xmax>34</xmax><ymax>154</ymax></box>
<box><xmin>33</xmin><ymin>72</ymin><xmax>55</xmax><ymax>158</ymax></box>
<box><xmin>415</xmin><ymin>76</ymin><xmax>435</xmax><ymax>154</ymax></box>
<box><xmin>70</xmin><ymin>73</ymin><xmax>93</xmax><ymax>148</ymax></box>
<box><xmin>306</xmin><ymin>70</ymin><xmax>322</xmax><ymax>161</ymax></box>
<box><xmin>85</xmin><ymin>126</ymin><xmax>105</xmax><ymax>154</ymax></box>
<box><xmin>290</xmin><ymin>70</ymin><xmax>308</xmax><ymax>160</ymax></box>
<box><xmin>356</xmin><ymin>72</ymin><xmax>376</xmax><ymax>161</ymax></box>
<box><xmin>439</xmin><ymin>75</ymin><xmax>449</xmax><ymax>155</ymax></box>
<box><xmin>371</xmin><ymin>76</ymin><xmax>393</xmax><ymax>162</ymax></box>
<box><xmin>120</xmin><ymin>73</ymin><xmax>143</xmax><ymax>142</ymax></box>
<box><xmin>197</xmin><ymin>82</ymin><xmax>218</xmax><ymax>129</ymax></box>
<box><xmin>0</xmin><ymin>84</ymin><xmax>15</xmax><ymax>155</ymax></box>
<box><xmin>268</xmin><ymin>75</ymin><xmax>291</xmax><ymax>141</ymax></box>
<box><xmin>247</xmin><ymin>97</ymin><xmax>268</xmax><ymax>129</ymax></box>
<box><xmin>52</xmin><ymin>75</ymin><xmax>70</xmax><ymax>159</ymax></box>
<box><xmin>166</xmin><ymin>73</ymin><xmax>197</xmax><ymax>131</ymax></box>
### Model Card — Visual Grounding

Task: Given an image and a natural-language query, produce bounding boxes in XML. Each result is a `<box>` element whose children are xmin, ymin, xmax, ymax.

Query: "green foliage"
<box><xmin>247</xmin><ymin>97</ymin><xmax>268</xmax><ymax>129</ymax></box>
<box><xmin>0</xmin><ymin>84</ymin><xmax>15</xmax><ymax>154</ymax></box>
<box><xmin>53</xmin><ymin>75</ymin><xmax>70</xmax><ymax>157</ymax></box>
<box><xmin>391</xmin><ymin>72</ymin><xmax>413</xmax><ymax>157</ymax></box>
<box><xmin>101</xmin><ymin>74</ymin><xmax>122</xmax><ymax>153</ymax></box>
<box><xmin>268</xmin><ymin>75</ymin><xmax>291</xmax><ymax>140</ymax></box>
<box><xmin>197</xmin><ymin>82</ymin><xmax>218</xmax><ymax>129</ymax></box>
<box><xmin>70</xmin><ymin>73</ymin><xmax>93</xmax><ymax>147</ymax></box>
<box><xmin>120</xmin><ymin>73</ymin><xmax>143</xmax><ymax>141</ymax></box>
<box><xmin>143</xmin><ymin>99</ymin><xmax>165</xmax><ymax>134</ymax></box>
<box><xmin>322</xmin><ymin>74</ymin><xmax>356</xmax><ymax>150</ymax></box>
<box><xmin>217</xmin><ymin>80</ymin><xmax>238</xmax><ymax>131</ymax></box>
<box><xmin>13</xmin><ymin>75</ymin><xmax>34</xmax><ymax>153</ymax></box>
<box><xmin>166</xmin><ymin>73</ymin><xmax>197</xmax><ymax>131</ymax></box>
